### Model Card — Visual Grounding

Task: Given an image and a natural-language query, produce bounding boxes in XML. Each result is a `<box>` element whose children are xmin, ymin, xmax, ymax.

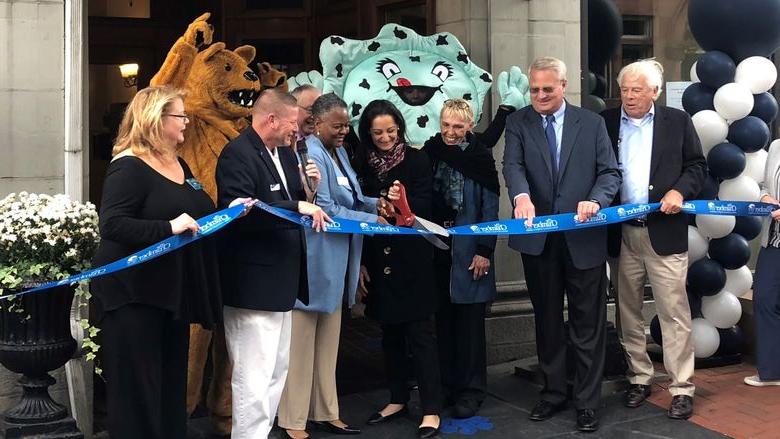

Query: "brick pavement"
<box><xmin>647</xmin><ymin>362</ymin><xmax>780</xmax><ymax>439</ymax></box>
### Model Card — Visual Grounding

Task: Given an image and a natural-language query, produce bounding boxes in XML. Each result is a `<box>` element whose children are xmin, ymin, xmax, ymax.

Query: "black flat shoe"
<box><xmin>576</xmin><ymin>409</ymin><xmax>599</xmax><ymax>432</ymax></box>
<box><xmin>453</xmin><ymin>398</ymin><xmax>481</xmax><ymax>419</ymax></box>
<box><xmin>311</xmin><ymin>420</ymin><xmax>361</xmax><ymax>435</ymax></box>
<box><xmin>418</xmin><ymin>425</ymin><xmax>440</xmax><ymax>438</ymax></box>
<box><xmin>528</xmin><ymin>400</ymin><xmax>565</xmax><ymax>421</ymax></box>
<box><xmin>367</xmin><ymin>406</ymin><xmax>408</xmax><ymax>425</ymax></box>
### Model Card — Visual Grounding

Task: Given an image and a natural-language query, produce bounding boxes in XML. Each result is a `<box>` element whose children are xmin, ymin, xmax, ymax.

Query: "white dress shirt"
<box><xmin>618</xmin><ymin>105</ymin><xmax>655</xmax><ymax>205</ymax></box>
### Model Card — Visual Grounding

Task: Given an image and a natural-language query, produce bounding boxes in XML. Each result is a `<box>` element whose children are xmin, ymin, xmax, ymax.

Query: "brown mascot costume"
<box><xmin>150</xmin><ymin>12</ymin><xmax>287</xmax><ymax>435</ymax></box>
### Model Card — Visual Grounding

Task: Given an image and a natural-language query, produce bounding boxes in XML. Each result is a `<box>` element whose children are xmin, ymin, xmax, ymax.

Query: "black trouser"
<box><xmin>434</xmin><ymin>257</ymin><xmax>487</xmax><ymax>404</ymax></box>
<box><xmin>381</xmin><ymin>318</ymin><xmax>443</xmax><ymax>415</ymax></box>
<box><xmin>101</xmin><ymin>303</ymin><xmax>189</xmax><ymax>439</ymax></box>
<box><xmin>521</xmin><ymin>233</ymin><xmax>607</xmax><ymax>410</ymax></box>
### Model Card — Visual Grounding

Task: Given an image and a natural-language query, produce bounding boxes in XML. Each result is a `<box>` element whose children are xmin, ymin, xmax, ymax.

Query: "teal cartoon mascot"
<box><xmin>288</xmin><ymin>23</ymin><xmax>530</xmax><ymax>146</ymax></box>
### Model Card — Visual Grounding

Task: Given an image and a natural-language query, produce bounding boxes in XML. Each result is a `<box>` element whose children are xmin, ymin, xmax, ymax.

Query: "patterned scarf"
<box><xmin>367</xmin><ymin>142</ymin><xmax>406</xmax><ymax>181</ymax></box>
<box><xmin>433</xmin><ymin>140</ymin><xmax>469</xmax><ymax>211</ymax></box>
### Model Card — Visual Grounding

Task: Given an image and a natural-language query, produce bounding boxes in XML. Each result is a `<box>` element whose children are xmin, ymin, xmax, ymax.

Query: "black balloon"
<box><xmin>750</xmin><ymin>92</ymin><xmax>779</xmax><ymax>124</ymax></box>
<box><xmin>709</xmin><ymin>233</ymin><xmax>751</xmax><ymax>270</ymax></box>
<box><xmin>734</xmin><ymin>216</ymin><xmax>763</xmax><ymax>241</ymax></box>
<box><xmin>707</xmin><ymin>143</ymin><xmax>746</xmax><ymax>179</ymax></box>
<box><xmin>715</xmin><ymin>326</ymin><xmax>744</xmax><ymax>356</ymax></box>
<box><xmin>588</xmin><ymin>0</ymin><xmax>623</xmax><ymax>71</ymax></box>
<box><xmin>587</xmin><ymin>71</ymin><xmax>597</xmax><ymax>94</ymax></box>
<box><xmin>650</xmin><ymin>315</ymin><xmax>662</xmax><ymax>346</ymax></box>
<box><xmin>697</xmin><ymin>174</ymin><xmax>721</xmax><ymax>200</ymax></box>
<box><xmin>696</xmin><ymin>51</ymin><xmax>736</xmax><ymax>89</ymax></box>
<box><xmin>682</xmin><ymin>83</ymin><xmax>716</xmax><ymax>115</ymax></box>
<box><xmin>688</xmin><ymin>258</ymin><xmax>727</xmax><ymax>297</ymax></box>
<box><xmin>583</xmin><ymin>94</ymin><xmax>606</xmax><ymax>113</ymax></box>
<box><xmin>728</xmin><ymin>116</ymin><xmax>770</xmax><ymax>153</ymax></box>
<box><xmin>689</xmin><ymin>0</ymin><xmax>780</xmax><ymax>62</ymax></box>
<box><xmin>594</xmin><ymin>73</ymin><xmax>607</xmax><ymax>98</ymax></box>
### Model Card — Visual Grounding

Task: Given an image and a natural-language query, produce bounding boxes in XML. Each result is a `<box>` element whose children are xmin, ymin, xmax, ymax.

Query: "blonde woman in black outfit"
<box><xmin>91</xmin><ymin>86</ymin><xmax>238</xmax><ymax>439</ymax></box>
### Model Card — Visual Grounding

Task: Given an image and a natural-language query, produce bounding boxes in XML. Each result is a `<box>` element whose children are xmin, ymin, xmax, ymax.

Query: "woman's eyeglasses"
<box><xmin>164</xmin><ymin>113</ymin><xmax>190</xmax><ymax>121</ymax></box>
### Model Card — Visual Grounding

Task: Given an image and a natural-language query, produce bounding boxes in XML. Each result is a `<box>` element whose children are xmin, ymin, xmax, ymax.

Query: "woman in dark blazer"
<box><xmin>423</xmin><ymin>98</ymin><xmax>500</xmax><ymax>419</ymax></box>
<box><xmin>355</xmin><ymin>100</ymin><xmax>442</xmax><ymax>438</ymax></box>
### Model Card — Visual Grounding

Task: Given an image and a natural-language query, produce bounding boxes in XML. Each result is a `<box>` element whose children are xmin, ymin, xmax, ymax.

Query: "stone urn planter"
<box><xmin>0</xmin><ymin>283</ymin><xmax>82</xmax><ymax>438</ymax></box>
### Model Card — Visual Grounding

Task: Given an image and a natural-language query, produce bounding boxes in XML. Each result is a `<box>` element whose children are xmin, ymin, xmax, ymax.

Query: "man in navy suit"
<box><xmin>216</xmin><ymin>88</ymin><xmax>330</xmax><ymax>439</ymax></box>
<box><xmin>503</xmin><ymin>57</ymin><xmax>621</xmax><ymax>432</ymax></box>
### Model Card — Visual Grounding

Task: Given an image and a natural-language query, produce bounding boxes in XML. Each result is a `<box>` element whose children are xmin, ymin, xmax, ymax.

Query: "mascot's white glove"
<box><xmin>287</xmin><ymin>70</ymin><xmax>325</xmax><ymax>91</ymax></box>
<box><xmin>497</xmin><ymin>66</ymin><xmax>531</xmax><ymax>110</ymax></box>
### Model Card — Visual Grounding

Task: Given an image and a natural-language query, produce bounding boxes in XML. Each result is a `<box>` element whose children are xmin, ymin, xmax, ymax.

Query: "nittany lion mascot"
<box><xmin>150</xmin><ymin>12</ymin><xmax>287</xmax><ymax>435</ymax></box>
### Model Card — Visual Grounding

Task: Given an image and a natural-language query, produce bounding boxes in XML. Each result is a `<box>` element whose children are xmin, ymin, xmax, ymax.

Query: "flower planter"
<box><xmin>0</xmin><ymin>283</ymin><xmax>82</xmax><ymax>438</ymax></box>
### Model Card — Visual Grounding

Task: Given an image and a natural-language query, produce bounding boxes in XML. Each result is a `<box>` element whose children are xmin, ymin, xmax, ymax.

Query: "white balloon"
<box><xmin>718</xmin><ymin>175</ymin><xmax>761</xmax><ymax>202</ymax></box>
<box><xmin>741</xmin><ymin>149</ymin><xmax>768</xmax><ymax>184</ymax></box>
<box><xmin>771</xmin><ymin>139</ymin><xmax>780</xmax><ymax>154</ymax></box>
<box><xmin>692</xmin><ymin>318</ymin><xmax>720</xmax><ymax>358</ymax></box>
<box><xmin>692</xmin><ymin>110</ymin><xmax>729</xmax><ymax>153</ymax></box>
<box><xmin>690</xmin><ymin>61</ymin><xmax>700</xmax><ymax>83</ymax></box>
<box><xmin>695</xmin><ymin>214</ymin><xmax>735</xmax><ymax>239</ymax></box>
<box><xmin>735</xmin><ymin>56</ymin><xmax>778</xmax><ymax>94</ymax></box>
<box><xmin>714</xmin><ymin>82</ymin><xmax>755</xmax><ymax>121</ymax></box>
<box><xmin>722</xmin><ymin>266</ymin><xmax>753</xmax><ymax>297</ymax></box>
<box><xmin>702</xmin><ymin>291</ymin><xmax>743</xmax><ymax>328</ymax></box>
<box><xmin>687</xmin><ymin>226</ymin><xmax>709</xmax><ymax>265</ymax></box>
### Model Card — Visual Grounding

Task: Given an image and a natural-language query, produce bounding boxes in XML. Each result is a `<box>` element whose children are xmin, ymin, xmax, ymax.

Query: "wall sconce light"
<box><xmin>119</xmin><ymin>63</ymin><xmax>139</xmax><ymax>88</ymax></box>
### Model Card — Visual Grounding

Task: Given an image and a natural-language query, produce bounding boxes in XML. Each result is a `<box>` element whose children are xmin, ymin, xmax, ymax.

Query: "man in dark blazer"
<box><xmin>216</xmin><ymin>88</ymin><xmax>329</xmax><ymax>439</ymax></box>
<box><xmin>503</xmin><ymin>56</ymin><xmax>621</xmax><ymax>432</ymax></box>
<box><xmin>602</xmin><ymin>59</ymin><xmax>706</xmax><ymax>420</ymax></box>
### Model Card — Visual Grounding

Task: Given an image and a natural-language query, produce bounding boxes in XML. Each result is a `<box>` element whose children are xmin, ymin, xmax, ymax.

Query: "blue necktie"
<box><xmin>545</xmin><ymin>114</ymin><xmax>558</xmax><ymax>183</ymax></box>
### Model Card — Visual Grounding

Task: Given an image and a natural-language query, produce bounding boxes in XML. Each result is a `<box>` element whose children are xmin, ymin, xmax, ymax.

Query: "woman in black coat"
<box><xmin>355</xmin><ymin>100</ymin><xmax>442</xmax><ymax>439</ymax></box>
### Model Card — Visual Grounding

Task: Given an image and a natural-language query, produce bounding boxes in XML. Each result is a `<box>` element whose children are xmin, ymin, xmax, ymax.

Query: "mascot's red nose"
<box><xmin>396</xmin><ymin>78</ymin><xmax>412</xmax><ymax>87</ymax></box>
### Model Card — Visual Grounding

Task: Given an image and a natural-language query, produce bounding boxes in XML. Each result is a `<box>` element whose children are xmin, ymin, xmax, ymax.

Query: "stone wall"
<box><xmin>0</xmin><ymin>0</ymin><xmax>72</xmax><ymax>414</ymax></box>
<box><xmin>0</xmin><ymin>0</ymin><xmax>66</xmax><ymax>196</ymax></box>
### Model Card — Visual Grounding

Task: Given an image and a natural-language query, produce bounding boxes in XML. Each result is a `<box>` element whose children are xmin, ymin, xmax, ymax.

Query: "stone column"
<box><xmin>436</xmin><ymin>0</ymin><xmax>583</xmax><ymax>363</ymax></box>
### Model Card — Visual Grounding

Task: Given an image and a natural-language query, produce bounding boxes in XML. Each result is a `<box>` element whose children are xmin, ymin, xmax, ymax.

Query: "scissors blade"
<box><xmin>412</xmin><ymin>218</ymin><xmax>450</xmax><ymax>250</ymax></box>
<box><xmin>413</xmin><ymin>215</ymin><xmax>450</xmax><ymax>237</ymax></box>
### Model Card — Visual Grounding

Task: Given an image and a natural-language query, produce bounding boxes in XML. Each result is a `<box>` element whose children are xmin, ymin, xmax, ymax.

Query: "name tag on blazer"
<box><xmin>185</xmin><ymin>178</ymin><xmax>203</xmax><ymax>190</ymax></box>
<box><xmin>270</xmin><ymin>183</ymin><xmax>281</xmax><ymax>192</ymax></box>
<box><xmin>337</xmin><ymin>176</ymin><xmax>350</xmax><ymax>187</ymax></box>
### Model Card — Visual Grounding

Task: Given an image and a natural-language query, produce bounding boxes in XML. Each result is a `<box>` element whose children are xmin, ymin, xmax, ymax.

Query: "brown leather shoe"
<box><xmin>668</xmin><ymin>395</ymin><xmax>694</xmax><ymax>419</ymax></box>
<box><xmin>624</xmin><ymin>384</ymin><xmax>652</xmax><ymax>408</ymax></box>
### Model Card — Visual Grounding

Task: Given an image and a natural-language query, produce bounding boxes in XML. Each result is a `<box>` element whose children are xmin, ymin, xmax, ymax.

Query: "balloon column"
<box><xmin>666</xmin><ymin>0</ymin><xmax>780</xmax><ymax>360</ymax></box>
<box><xmin>583</xmin><ymin>0</ymin><xmax>622</xmax><ymax>113</ymax></box>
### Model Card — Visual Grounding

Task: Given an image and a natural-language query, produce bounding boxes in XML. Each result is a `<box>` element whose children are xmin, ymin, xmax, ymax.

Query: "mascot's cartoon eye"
<box><xmin>225</xmin><ymin>64</ymin><xmax>232</xmax><ymax>72</ymax></box>
<box><xmin>431</xmin><ymin>62</ymin><xmax>453</xmax><ymax>82</ymax></box>
<box><xmin>377</xmin><ymin>59</ymin><xmax>401</xmax><ymax>79</ymax></box>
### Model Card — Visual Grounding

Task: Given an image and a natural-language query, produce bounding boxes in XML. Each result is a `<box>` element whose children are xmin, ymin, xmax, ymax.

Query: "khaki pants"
<box><xmin>618</xmin><ymin>225</ymin><xmax>695</xmax><ymax>397</ymax></box>
<box><xmin>277</xmin><ymin>307</ymin><xmax>342</xmax><ymax>430</ymax></box>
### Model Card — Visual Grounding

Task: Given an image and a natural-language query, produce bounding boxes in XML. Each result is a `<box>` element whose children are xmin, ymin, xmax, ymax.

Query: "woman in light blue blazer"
<box><xmin>278</xmin><ymin>94</ymin><xmax>383</xmax><ymax>438</ymax></box>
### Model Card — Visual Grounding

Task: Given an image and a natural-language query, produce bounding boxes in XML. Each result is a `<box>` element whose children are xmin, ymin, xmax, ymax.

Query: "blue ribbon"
<box><xmin>253</xmin><ymin>200</ymin><xmax>440</xmax><ymax>235</ymax></box>
<box><xmin>1</xmin><ymin>204</ymin><xmax>245</xmax><ymax>300</ymax></box>
<box><xmin>448</xmin><ymin>200</ymin><xmax>778</xmax><ymax>236</ymax></box>
<box><xmin>4</xmin><ymin>199</ymin><xmax>776</xmax><ymax>299</ymax></box>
